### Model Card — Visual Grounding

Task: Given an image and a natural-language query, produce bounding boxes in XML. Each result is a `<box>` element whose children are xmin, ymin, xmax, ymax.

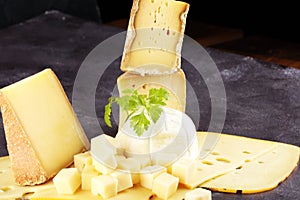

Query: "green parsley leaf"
<box><xmin>104</xmin><ymin>88</ymin><xmax>169</xmax><ymax>136</ymax></box>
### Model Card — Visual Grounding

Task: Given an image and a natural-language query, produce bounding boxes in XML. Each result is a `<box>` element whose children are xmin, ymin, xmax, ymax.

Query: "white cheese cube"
<box><xmin>172</xmin><ymin>158</ymin><xmax>196</xmax><ymax>184</ymax></box>
<box><xmin>152</xmin><ymin>172</ymin><xmax>179</xmax><ymax>200</ymax></box>
<box><xmin>140</xmin><ymin>165</ymin><xmax>167</xmax><ymax>190</ymax></box>
<box><xmin>91</xmin><ymin>175</ymin><xmax>118</xmax><ymax>199</ymax></box>
<box><xmin>92</xmin><ymin>158</ymin><xmax>115</xmax><ymax>175</ymax></box>
<box><xmin>126</xmin><ymin>153</ymin><xmax>152</xmax><ymax>169</ymax></box>
<box><xmin>110</xmin><ymin>170</ymin><xmax>133</xmax><ymax>192</ymax></box>
<box><xmin>81</xmin><ymin>164</ymin><xmax>99</xmax><ymax>191</ymax></box>
<box><xmin>74</xmin><ymin>151</ymin><xmax>92</xmax><ymax>172</ymax></box>
<box><xmin>185</xmin><ymin>188</ymin><xmax>212</xmax><ymax>200</ymax></box>
<box><xmin>91</xmin><ymin>135</ymin><xmax>117</xmax><ymax>170</ymax></box>
<box><xmin>53</xmin><ymin>168</ymin><xmax>81</xmax><ymax>194</ymax></box>
<box><xmin>117</xmin><ymin>157</ymin><xmax>141</xmax><ymax>184</ymax></box>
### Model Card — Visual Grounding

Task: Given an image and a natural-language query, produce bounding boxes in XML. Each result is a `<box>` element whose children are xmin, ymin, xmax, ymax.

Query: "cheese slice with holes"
<box><xmin>117</xmin><ymin>69</ymin><xmax>186</xmax><ymax>128</ymax></box>
<box><xmin>200</xmin><ymin>142</ymin><xmax>300</xmax><ymax>194</ymax></box>
<box><xmin>0</xmin><ymin>69</ymin><xmax>90</xmax><ymax>186</ymax></box>
<box><xmin>121</xmin><ymin>0</ymin><xmax>189</xmax><ymax>74</ymax></box>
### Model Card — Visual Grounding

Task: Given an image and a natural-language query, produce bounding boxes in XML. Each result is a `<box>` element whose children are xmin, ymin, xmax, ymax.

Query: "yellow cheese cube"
<box><xmin>91</xmin><ymin>175</ymin><xmax>118</xmax><ymax>199</ymax></box>
<box><xmin>74</xmin><ymin>151</ymin><xmax>92</xmax><ymax>172</ymax></box>
<box><xmin>117</xmin><ymin>157</ymin><xmax>141</xmax><ymax>184</ymax></box>
<box><xmin>53</xmin><ymin>168</ymin><xmax>81</xmax><ymax>194</ymax></box>
<box><xmin>81</xmin><ymin>164</ymin><xmax>99</xmax><ymax>191</ymax></box>
<box><xmin>92</xmin><ymin>158</ymin><xmax>115</xmax><ymax>175</ymax></box>
<box><xmin>172</xmin><ymin>158</ymin><xmax>196</xmax><ymax>184</ymax></box>
<box><xmin>152</xmin><ymin>172</ymin><xmax>179</xmax><ymax>199</ymax></box>
<box><xmin>121</xmin><ymin>0</ymin><xmax>189</xmax><ymax>74</ymax></box>
<box><xmin>0</xmin><ymin>69</ymin><xmax>89</xmax><ymax>185</ymax></box>
<box><xmin>140</xmin><ymin>165</ymin><xmax>166</xmax><ymax>189</ymax></box>
<box><xmin>185</xmin><ymin>188</ymin><xmax>212</xmax><ymax>200</ymax></box>
<box><xmin>110</xmin><ymin>170</ymin><xmax>133</xmax><ymax>192</ymax></box>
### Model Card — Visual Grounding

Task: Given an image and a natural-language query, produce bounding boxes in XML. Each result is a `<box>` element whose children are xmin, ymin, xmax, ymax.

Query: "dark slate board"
<box><xmin>0</xmin><ymin>10</ymin><xmax>299</xmax><ymax>200</ymax></box>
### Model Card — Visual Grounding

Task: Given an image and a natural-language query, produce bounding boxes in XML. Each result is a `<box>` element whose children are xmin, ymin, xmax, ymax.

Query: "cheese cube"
<box><xmin>140</xmin><ymin>165</ymin><xmax>166</xmax><ymax>189</ymax></box>
<box><xmin>0</xmin><ymin>69</ymin><xmax>89</xmax><ymax>185</ymax></box>
<box><xmin>92</xmin><ymin>158</ymin><xmax>115</xmax><ymax>175</ymax></box>
<box><xmin>81</xmin><ymin>164</ymin><xmax>99</xmax><ymax>191</ymax></box>
<box><xmin>117</xmin><ymin>157</ymin><xmax>141</xmax><ymax>184</ymax></box>
<box><xmin>152</xmin><ymin>172</ymin><xmax>179</xmax><ymax>199</ymax></box>
<box><xmin>172</xmin><ymin>158</ymin><xmax>196</xmax><ymax>184</ymax></box>
<box><xmin>91</xmin><ymin>135</ymin><xmax>117</xmax><ymax>169</ymax></box>
<box><xmin>74</xmin><ymin>151</ymin><xmax>92</xmax><ymax>172</ymax></box>
<box><xmin>185</xmin><ymin>188</ymin><xmax>212</xmax><ymax>200</ymax></box>
<box><xmin>91</xmin><ymin>175</ymin><xmax>118</xmax><ymax>199</ymax></box>
<box><xmin>121</xmin><ymin>0</ymin><xmax>189</xmax><ymax>74</ymax></box>
<box><xmin>53</xmin><ymin>168</ymin><xmax>81</xmax><ymax>194</ymax></box>
<box><xmin>126</xmin><ymin>153</ymin><xmax>151</xmax><ymax>168</ymax></box>
<box><xmin>117</xmin><ymin>70</ymin><xmax>186</xmax><ymax>127</ymax></box>
<box><xmin>110</xmin><ymin>171</ymin><xmax>133</xmax><ymax>192</ymax></box>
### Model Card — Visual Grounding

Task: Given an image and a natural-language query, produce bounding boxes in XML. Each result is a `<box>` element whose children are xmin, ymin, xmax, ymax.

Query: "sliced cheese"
<box><xmin>182</xmin><ymin>132</ymin><xmax>278</xmax><ymax>189</ymax></box>
<box><xmin>121</xmin><ymin>0</ymin><xmax>189</xmax><ymax>74</ymax></box>
<box><xmin>117</xmin><ymin>69</ymin><xmax>186</xmax><ymax>128</ymax></box>
<box><xmin>200</xmin><ymin>142</ymin><xmax>300</xmax><ymax>194</ymax></box>
<box><xmin>0</xmin><ymin>68</ymin><xmax>89</xmax><ymax>185</ymax></box>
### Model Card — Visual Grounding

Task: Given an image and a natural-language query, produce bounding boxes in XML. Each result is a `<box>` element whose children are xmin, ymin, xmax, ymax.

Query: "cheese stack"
<box><xmin>118</xmin><ymin>0</ymin><xmax>190</xmax><ymax>127</ymax></box>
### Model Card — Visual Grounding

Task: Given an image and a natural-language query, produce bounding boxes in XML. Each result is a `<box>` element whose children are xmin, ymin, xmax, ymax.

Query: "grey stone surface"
<box><xmin>0</xmin><ymin>10</ymin><xmax>299</xmax><ymax>199</ymax></box>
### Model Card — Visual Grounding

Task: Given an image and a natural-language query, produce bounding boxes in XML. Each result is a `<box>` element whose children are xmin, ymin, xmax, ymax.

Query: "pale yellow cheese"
<box><xmin>0</xmin><ymin>68</ymin><xmax>89</xmax><ymax>185</ymax></box>
<box><xmin>53</xmin><ymin>168</ymin><xmax>81</xmax><ymax>195</ymax></box>
<box><xmin>92</xmin><ymin>158</ymin><xmax>115</xmax><ymax>175</ymax></box>
<box><xmin>0</xmin><ymin>132</ymin><xmax>299</xmax><ymax>199</ymax></box>
<box><xmin>152</xmin><ymin>172</ymin><xmax>179</xmax><ymax>199</ymax></box>
<box><xmin>200</xmin><ymin>142</ymin><xmax>300</xmax><ymax>194</ymax></box>
<box><xmin>74</xmin><ymin>151</ymin><xmax>92</xmax><ymax>172</ymax></box>
<box><xmin>171</xmin><ymin>158</ymin><xmax>196</xmax><ymax>184</ymax></box>
<box><xmin>91</xmin><ymin>135</ymin><xmax>117</xmax><ymax>170</ymax></box>
<box><xmin>121</xmin><ymin>0</ymin><xmax>189</xmax><ymax>74</ymax></box>
<box><xmin>110</xmin><ymin>171</ymin><xmax>133</xmax><ymax>192</ymax></box>
<box><xmin>117</xmin><ymin>70</ymin><xmax>186</xmax><ymax>132</ymax></box>
<box><xmin>140</xmin><ymin>165</ymin><xmax>167</xmax><ymax>189</ymax></box>
<box><xmin>91</xmin><ymin>175</ymin><xmax>118</xmax><ymax>199</ymax></box>
<box><xmin>117</xmin><ymin>157</ymin><xmax>141</xmax><ymax>184</ymax></box>
<box><xmin>185</xmin><ymin>188</ymin><xmax>212</xmax><ymax>200</ymax></box>
<box><xmin>81</xmin><ymin>164</ymin><xmax>99</xmax><ymax>191</ymax></box>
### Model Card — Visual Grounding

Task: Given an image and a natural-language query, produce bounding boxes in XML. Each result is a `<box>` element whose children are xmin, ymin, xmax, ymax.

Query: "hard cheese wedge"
<box><xmin>121</xmin><ymin>0</ymin><xmax>189</xmax><ymax>74</ymax></box>
<box><xmin>117</xmin><ymin>69</ymin><xmax>186</xmax><ymax>127</ymax></box>
<box><xmin>200</xmin><ymin>142</ymin><xmax>300</xmax><ymax>194</ymax></box>
<box><xmin>0</xmin><ymin>69</ymin><xmax>90</xmax><ymax>186</ymax></box>
<box><xmin>0</xmin><ymin>132</ymin><xmax>299</xmax><ymax>199</ymax></box>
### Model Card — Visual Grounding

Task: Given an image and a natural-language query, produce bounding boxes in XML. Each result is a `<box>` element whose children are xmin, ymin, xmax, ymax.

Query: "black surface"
<box><xmin>0</xmin><ymin>11</ymin><xmax>299</xmax><ymax>199</ymax></box>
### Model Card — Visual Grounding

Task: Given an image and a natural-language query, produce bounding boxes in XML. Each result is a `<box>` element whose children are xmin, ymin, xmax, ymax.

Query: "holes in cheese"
<box><xmin>121</xmin><ymin>0</ymin><xmax>189</xmax><ymax>74</ymax></box>
<box><xmin>0</xmin><ymin>69</ymin><xmax>89</xmax><ymax>186</ymax></box>
<box><xmin>200</xmin><ymin>143</ymin><xmax>300</xmax><ymax>194</ymax></box>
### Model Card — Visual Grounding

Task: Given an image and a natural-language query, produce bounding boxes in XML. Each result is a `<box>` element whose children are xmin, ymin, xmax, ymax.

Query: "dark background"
<box><xmin>0</xmin><ymin>0</ymin><xmax>299</xmax><ymax>43</ymax></box>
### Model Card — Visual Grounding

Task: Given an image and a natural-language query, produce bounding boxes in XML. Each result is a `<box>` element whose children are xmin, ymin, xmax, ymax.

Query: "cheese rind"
<box><xmin>0</xmin><ymin>69</ymin><xmax>89</xmax><ymax>185</ymax></box>
<box><xmin>121</xmin><ymin>0</ymin><xmax>189</xmax><ymax>74</ymax></box>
